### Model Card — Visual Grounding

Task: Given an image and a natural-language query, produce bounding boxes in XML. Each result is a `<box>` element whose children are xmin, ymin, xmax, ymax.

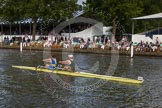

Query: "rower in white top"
<box><xmin>59</xmin><ymin>54</ymin><xmax>75</xmax><ymax>72</ymax></box>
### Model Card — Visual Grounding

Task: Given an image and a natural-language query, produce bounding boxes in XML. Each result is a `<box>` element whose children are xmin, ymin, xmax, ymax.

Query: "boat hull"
<box><xmin>12</xmin><ymin>65</ymin><xmax>143</xmax><ymax>84</ymax></box>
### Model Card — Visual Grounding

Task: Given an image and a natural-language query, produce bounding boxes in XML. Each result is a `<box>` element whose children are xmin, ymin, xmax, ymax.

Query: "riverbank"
<box><xmin>1</xmin><ymin>45</ymin><xmax>162</xmax><ymax>57</ymax></box>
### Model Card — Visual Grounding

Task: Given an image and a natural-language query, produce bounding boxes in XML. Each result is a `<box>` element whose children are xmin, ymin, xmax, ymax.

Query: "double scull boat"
<box><xmin>12</xmin><ymin>65</ymin><xmax>144</xmax><ymax>84</ymax></box>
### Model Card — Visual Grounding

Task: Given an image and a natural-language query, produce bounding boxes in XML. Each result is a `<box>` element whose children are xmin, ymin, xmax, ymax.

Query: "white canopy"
<box><xmin>132</xmin><ymin>13</ymin><xmax>162</xmax><ymax>20</ymax></box>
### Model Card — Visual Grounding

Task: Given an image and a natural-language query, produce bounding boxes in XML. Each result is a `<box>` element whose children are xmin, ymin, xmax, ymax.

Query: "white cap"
<box><xmin>68</xmin><ymin>54</ymin><xmax>73</xmax><ymax>58</ymax></box>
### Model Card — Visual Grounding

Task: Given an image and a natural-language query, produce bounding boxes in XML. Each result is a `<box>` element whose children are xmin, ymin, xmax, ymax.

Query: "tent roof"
<box><xmin>132</xmin><ymin>13</ymin><xmax>162</xmax><ymax>20</ymax></box>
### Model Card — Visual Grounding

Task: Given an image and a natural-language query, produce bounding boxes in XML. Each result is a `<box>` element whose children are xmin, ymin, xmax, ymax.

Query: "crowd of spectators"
<box><xmin>0</xmin><ymin>22</ymin><xmax>161</xmax><ymax>53</ymax></box>
<box><xmin>1</xmin><ymin>34</ymin><xmax>162</xmax><ymax>52</ymax></box>
<box><xmin>1</xmin><ymin>22</ymin><xmax>161</xmax><ymax>52</ymax></box>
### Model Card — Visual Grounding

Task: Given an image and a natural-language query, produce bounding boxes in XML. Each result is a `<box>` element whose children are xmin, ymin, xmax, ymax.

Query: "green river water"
<box><xmin>0</xmin><ymin>49</ymin><xmax>161</xmax><ymax>108</ymax></box>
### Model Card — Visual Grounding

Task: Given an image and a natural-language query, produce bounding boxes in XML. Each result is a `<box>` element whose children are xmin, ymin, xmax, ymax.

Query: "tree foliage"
<box><xmin>135</xmin><ymin>0</ymin><xmax>162</xmax><ymax>33</ymax></box>
<box><xmin>1</xmin><ymin>0</ymin><xmax>162</xmax><ymax>41</ymax></box>
<box><xmin>84</xmin><ymin>0</ymin><xmax>143</xmax><ymax>41</ymax></box>
<box><xmin>0</xmin><ymin>0</ymin><xmax>78</xmax><ymax>39</ymax></box>
<box><xmin>84</xmin><ymin>0</ymin><xmax>162</xmax><ymax>41</ymax></box>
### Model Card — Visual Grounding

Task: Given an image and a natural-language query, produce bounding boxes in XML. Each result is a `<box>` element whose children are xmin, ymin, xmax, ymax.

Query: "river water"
<box><xmin>0</xmin><ymin>49</ymin><xmax>161</xmax><ymax>108</ymax></box>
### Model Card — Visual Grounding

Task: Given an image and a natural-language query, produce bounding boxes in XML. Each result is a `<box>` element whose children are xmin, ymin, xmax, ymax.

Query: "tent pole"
<box><xmin>158</xmin><ymin>23</ymin><xmax>160</xmax><ymax>34</ymax></box>
<box><xmin>10</xmin><ymin>23</ymin><xmax>12</xmax><ymax>36</ymax></box>
<box><xmin>53</xmin><ymin>21</ymin><xmax>54</xmax><ymax>35</ymax></box>
<box><xmin>132</xmin><ymin>21</ymin><xmax>134</xmax><ymax>34</ymax></box>
<box><xmin>145</xmin><ymin>24</ymin><xmax>147</xmax><ymax>34</ymax></box>
<box><xmin>19</xmin><ymin>23</ymin><xmax>21</xmax><ymax>35</ymax></box>
<box><xmin>30</xmin><ymin>22</ymin><xmax>31</xmax><ymax>35</ymax></box>
<box><xmin>1</xmin><ymin>24</ymin><xmax>3</xmax><ymax>34</ymax></box>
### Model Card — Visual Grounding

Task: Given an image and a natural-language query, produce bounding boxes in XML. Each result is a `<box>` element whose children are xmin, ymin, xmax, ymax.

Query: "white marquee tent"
<box><xmin>131</xmin><ymin>13</ymin><xmax>162</xmax><ymax>43</ymax></box>
<box><xmin>131</xmin><ymin>12</ymin><xmax>162</xmax><ymax>34</ymax></box>
<box><xmin>132</xmin><ymin>13</ymin><xmax>162</xmax><ymax>20</ymax></box>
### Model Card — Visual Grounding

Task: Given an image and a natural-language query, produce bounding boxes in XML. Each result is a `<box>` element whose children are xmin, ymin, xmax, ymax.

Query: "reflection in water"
<box><xmin>130</xmin><ymin>58</ymin><xmax>134</xmax><ymax>66</ymax></box>
<box><xmin>0</xmin><ymin>50</ymin><xmax>161</xmax><ymax>107</ymax></box>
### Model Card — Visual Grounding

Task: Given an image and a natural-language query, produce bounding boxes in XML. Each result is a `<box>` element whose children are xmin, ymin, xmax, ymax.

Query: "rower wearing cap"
<box><xmin>59</xmin><ymin>54</ymin><xmax>75</xmax><ymax>71</ymax></box>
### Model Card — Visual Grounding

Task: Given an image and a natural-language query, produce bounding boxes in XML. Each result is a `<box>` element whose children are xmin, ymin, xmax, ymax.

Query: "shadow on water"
<box><xmin>0</xmin><ymin>49</ymin><xmax>162</xmax><ymax>107</ymax></box>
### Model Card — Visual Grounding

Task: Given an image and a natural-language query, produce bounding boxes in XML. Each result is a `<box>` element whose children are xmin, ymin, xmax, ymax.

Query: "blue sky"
<box><xmin>77</xmin><ymin>0</ymin><xmax>86</xmax><ymax>5</ymax></box>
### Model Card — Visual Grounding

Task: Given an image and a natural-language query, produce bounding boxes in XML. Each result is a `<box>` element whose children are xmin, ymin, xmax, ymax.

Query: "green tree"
<box><xmin>0</xmin><ymin>0</ymin><xmax>78</xmax><ymax>40</ymax></box>
<box><xmin>134</xmin><ymin>0</ymin><xmax>162</xmax><ymax>33</ymax></box>
<box><xmin>84</xmin><ymin>0</ymin><xmax>162</xmax><ymax>38</ymax></box>
<box><xmin>84</xmin><ymin>0</ymin><xmax>143</xmax><ymax>41</ymax></box>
